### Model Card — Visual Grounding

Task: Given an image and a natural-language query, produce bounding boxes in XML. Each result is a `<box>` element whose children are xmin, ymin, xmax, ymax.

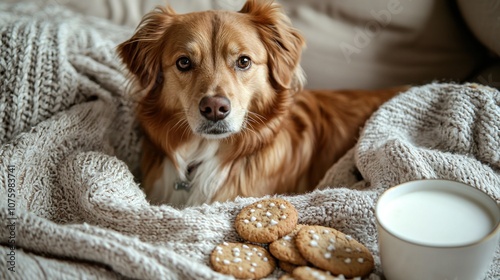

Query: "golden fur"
<box><xmin>117</xmin><ymin>0</ymin><xmax>407</xmax><ymax>206</ymax></box>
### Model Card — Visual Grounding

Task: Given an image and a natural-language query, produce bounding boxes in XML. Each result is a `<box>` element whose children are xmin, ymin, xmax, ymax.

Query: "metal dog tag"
<box><xmin>174</xmin><ymin>181</ymin><xmax>191</xmax><ymax>191</ymax></box>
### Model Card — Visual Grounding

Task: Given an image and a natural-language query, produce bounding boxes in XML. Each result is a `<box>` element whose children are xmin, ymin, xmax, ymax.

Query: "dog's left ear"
<box><xmin>240</xmin><ymin>0</ymin><xmax>305</xmax><ymax>92</ymax></box>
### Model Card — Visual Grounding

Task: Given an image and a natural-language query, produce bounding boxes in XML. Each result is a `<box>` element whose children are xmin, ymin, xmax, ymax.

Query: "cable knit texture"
<box><xmin>1</xmin><ymin>3</ymin><xmax>499</xmax><ymax>280</ymax></box>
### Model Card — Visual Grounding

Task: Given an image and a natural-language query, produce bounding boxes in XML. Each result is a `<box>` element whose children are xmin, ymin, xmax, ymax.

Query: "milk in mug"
<box><xmin>378</xmin><ymin>189</ymin><xmax>495</xmax><ymax>246</ymax></box>
<box><xmin>376</xmin><ymin>180</ymin><xmax>500</xmax><ymax>280</ymax></box>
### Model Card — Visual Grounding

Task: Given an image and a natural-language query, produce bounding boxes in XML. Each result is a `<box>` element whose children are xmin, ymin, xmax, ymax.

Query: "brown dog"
<box><xmin>117</xmin><ymin>0</ymin><xmax>406</xmax><ymax>207</ymax></box>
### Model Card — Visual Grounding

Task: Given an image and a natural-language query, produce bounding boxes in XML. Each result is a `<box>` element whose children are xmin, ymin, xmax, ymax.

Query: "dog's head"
<box><xmin>118</xmin><ymin>0</ymin><xmax>305</xmax><ymax>141</ymax></box>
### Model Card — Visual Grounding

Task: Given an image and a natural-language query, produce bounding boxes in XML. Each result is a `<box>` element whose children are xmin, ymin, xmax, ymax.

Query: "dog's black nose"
<box><xmin>199</xmin><ymin>96</ymin><xmax>231</xmax><ymax>122</ymax></box>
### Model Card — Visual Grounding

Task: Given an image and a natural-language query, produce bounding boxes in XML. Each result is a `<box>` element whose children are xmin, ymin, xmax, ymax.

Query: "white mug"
<box><xmin>376</xmin><ymin>179</ymin><xmax>500</xmax><ymax>280</ymax></box>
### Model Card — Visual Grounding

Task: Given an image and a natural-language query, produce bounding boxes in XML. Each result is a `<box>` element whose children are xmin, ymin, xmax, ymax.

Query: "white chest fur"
<box><xmin>148</xmin><ymin>139</ymin><xmax>230</xmax><ymax>207</ymax></box>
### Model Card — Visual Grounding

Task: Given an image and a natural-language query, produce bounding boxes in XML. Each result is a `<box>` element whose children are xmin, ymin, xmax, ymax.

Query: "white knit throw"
<box><xmin>1</xmin><ymin>3</ymin><xmax>499</xmax><ymax>280</ymax></box>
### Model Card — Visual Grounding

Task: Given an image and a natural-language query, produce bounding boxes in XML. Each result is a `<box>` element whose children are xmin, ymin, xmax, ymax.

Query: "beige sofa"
<box><xmin>49</xmin><ymin>0</ymin><xmax>499</xmax><ymax>89</ymax></box>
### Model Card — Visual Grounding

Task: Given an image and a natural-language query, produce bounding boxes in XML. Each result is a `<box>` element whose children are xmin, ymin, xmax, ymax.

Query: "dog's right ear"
<box><xmin>117</xmin><ymin>6</ymin><xmax>176</xmax><ymax>90</ymax></box>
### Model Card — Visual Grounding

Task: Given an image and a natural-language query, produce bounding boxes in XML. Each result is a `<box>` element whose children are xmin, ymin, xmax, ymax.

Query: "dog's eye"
<box><xmin>176</xmin><ymin>57</ymin><xmax>192</xmax><ymax>72</ymax></box>
<box><xmin>236</xmin><ymin>56</ymin><xmax>251</xmax><ymax>70</ymax></box>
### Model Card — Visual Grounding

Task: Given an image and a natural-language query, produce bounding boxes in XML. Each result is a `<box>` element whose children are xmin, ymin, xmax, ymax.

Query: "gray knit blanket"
<box><xmin>1</xmin><ymin>4</ymin><xmax>499</xmax><ymax>280</ymax></box>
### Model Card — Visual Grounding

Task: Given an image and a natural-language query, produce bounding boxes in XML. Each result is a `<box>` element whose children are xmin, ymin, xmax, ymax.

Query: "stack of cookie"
<box><xmin>210</xmin><ymin>198</ymin><xmax>374</xmax><ymax>279</ymax></box>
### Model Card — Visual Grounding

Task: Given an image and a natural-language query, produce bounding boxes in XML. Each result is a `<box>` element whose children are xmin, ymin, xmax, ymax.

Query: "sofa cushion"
<box><xmin>457</xmin><ymin>0</ymin><xmax>500</xmax><ymax>57</ymax></box>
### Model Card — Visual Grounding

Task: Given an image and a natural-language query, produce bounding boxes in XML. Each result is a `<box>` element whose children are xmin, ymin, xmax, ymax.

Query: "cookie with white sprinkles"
<box><xmin>270</xmin><ymin>224</ymin><xmax>308</xmax><ymax>265</ymax></box>
<box><xmin>210</xmin><ymin>242</ymin><xmax>276</xmax><ymax>279</ymax></box>
<box><xmin>292</xmin><ymin>266</ymin><xmax>337</xmax><ymax>280</ymax></box>
<box><xmin>235</xmin><ymin>198</ymin><xmax>298</xmax><ymax>243</ymax></box>
<box><xmin>295</xmin><ymin>225</ymin><xmax>374</xmax><ymax>278</ymax></box>
<box><xmin>292</xmin><ymin>266</ymin><xmax>362</xmax><ymax>280</ymax></box>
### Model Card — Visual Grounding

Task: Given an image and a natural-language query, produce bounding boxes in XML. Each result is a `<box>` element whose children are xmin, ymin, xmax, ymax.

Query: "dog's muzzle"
<box><xmin>199</xmin><ymin>96</ymin><xmax>231</xmax><ymax>122</ymax></box>
<box><xmin>197</xmin><ymin>95</ymin><xmax>234</xmax><ymax>137</ymax></box>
